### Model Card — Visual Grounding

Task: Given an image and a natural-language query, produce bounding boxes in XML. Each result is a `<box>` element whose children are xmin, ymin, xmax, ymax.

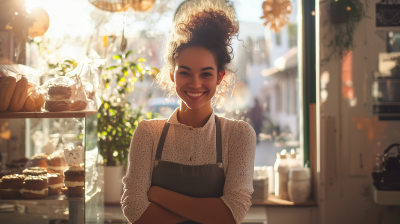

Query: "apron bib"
<box><xmin>151</xmin><ymin>115</ymin><xmax>225</xmax><ymax>224</ymax></box>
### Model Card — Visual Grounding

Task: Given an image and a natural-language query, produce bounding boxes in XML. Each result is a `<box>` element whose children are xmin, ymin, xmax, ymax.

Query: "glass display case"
<box><xmin>0</xmin><ymin>111</ymin><xmax>104</xmax><ymax>224</ymax></box>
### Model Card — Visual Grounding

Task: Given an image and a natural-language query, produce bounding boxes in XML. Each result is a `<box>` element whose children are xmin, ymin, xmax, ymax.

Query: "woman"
<box><xmin>121</xmin><ymin>2</ymin><xmax>256</xmax><ymax>224</ymax></box>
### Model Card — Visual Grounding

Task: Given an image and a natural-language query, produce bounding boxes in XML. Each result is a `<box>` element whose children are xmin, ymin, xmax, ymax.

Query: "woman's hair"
<box><xmin>155</xmin><ymin>1</ymin><xmax>239</xmax><ymax>109</ymax></box>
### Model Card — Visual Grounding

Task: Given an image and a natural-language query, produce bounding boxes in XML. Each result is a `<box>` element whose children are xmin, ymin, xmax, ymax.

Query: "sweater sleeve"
<box><xmin>220</xmin><ymin>121</ymin><xmax>256</xmax><ymax>224</ymax></box>
<box><xmin>121</xmin><ymin>120</ymin><xmax>154</xmax><ymax>223</ymax></box>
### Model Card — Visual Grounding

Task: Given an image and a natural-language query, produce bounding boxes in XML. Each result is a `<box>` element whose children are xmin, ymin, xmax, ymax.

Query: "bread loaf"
<box><xmin>0</xmin><ymin>76</ymin><xmax>17</xmax><ymax>112</ymax></box>
<box><xmin>8</xmin><ymin>75</ymin><xmax>29</xmax><ymax>112</ymax></box>
<box><xmin>22</xmin><ymin>93</ymin><xmax>36</xmax><ymax>112</ymax></box>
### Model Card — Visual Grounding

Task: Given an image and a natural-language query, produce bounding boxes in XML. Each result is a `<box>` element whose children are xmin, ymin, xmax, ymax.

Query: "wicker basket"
<box><xmin>88</xmin><ymin>0</ymin><xmax>155</xmax><ymax>12</ymax></box>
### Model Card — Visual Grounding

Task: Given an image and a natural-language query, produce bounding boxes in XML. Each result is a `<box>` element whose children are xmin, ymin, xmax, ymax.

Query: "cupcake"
<box><xmin>47</xmin><ymin>154</ymin><xmax>67</xmax><ymax>175</ymax></box>
<box><xmin>64</xmin><ymin>165</ymin><xmax>84</xmax><ymax>197</ymax></box>
<box><xmin>47</xmin><ymin>173</ymin><xmax>64</xmax><ymax>195</ymax></box>
<box><xmin>22</xmin><ymin>167</ymin><xmax>48</xmax><ymax>176</ymax></box>
<box><xmin>0</xmin><ymin>174</ymin><xmax>25</xmax><ymax>199</ymax></box>
<box><xmin>25</xmin><ymin>153</ymin><xmax>48</xmax><ymax>169</ymax></box>
<box><xmin>21</xmin><ymin>175</ymin><xmax>49</xmax><ymax>199</ymax></box>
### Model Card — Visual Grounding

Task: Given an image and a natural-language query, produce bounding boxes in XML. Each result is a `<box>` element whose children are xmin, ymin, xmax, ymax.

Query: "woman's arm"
<box><xmin>148</xmin><ymin>186</ymin><xmax>235</xmax><ymax>224</ymax></box>
<box><xmin>121</xmin><ymin>120</ymin><xmax>188</xmax><ymax>223</ymax></box>
<box><xmin>133</xmin><ymin>202</ymin><xmax>188</xmax><ymax>224</ymax></box>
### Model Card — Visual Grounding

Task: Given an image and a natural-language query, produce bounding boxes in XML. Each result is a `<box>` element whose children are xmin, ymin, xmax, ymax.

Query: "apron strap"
<box><xmin>155</xmin><ymin>122</ymin><xmax>170</xmax><ymax>160</ymax></box>
<box><xmin>154</xmin><ymin>116</ymin><xmax>223</xmax><ymax>166</ymax></box>
<box><xmin>214</xmin><ymin>115</ymin><xmax>223</xmax><ymax>164</ymax></box>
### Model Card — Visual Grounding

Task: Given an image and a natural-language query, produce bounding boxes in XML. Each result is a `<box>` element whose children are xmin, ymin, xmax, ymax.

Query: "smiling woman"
<box><xmin>121</xmin><ymin>1</ymin><xmax>256</xmax><ymax>224</ymax></box>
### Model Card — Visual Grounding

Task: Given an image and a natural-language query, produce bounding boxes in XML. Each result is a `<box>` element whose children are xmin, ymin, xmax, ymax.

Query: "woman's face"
<box><xmin>171</xmin><ymin>47</ymin><xmax>223</xmax><ymax>110</ymax></box>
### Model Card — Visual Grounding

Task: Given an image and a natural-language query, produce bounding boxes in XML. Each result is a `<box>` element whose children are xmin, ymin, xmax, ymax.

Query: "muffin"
<box><xmin>45</xmin><ymin>84</ymin><xmax>72</xmax><ymax>112</ymax></box>
<box><xmin>64</xmin><ymin>165</ymin><xmax>84</xmax><ymax>197</ymax></box>
<box><xmin>25</xmin><ymin>153</ymin><xmax>48</xmax><ymax>169</ymax></box>
<box><xmin>47</xmin><ymin>173</ymin><xmax>64</xmax><ymax>195</ymax></box>
<box><xmin>0</xmin><ymin>174</ymin><xmax>25</xmax><ymax>199</ymax></box>
<box><xmin>22</xmin><ymin>167</ymin><xmax>48</xmax><ymax>176</ymax></box>
<box><xmin>47</xmin><ymin>154</ymin><xmax>67</xmax><ymax>175</ymax></box>
<box><xmin>21</xmin><ymin>175</ymin><xmax>49</xmax><ymax>199</ymax></box>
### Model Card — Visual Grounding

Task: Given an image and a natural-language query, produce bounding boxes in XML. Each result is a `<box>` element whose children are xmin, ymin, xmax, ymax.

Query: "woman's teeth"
<box><xmin>187</xmin><ymin>92</ymin><xmax>203</xmax><ymax>97</ymax></box>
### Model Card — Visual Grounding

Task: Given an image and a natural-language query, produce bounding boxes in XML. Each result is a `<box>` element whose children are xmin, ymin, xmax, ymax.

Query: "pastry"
<box><xmin>25</xmin><ymin>153</ymin><xmax>48</xmax><ymax>169</ymax></box>
<box><xmin>47</xmin><ymin>154</ymin><xmax>67</xmax><ymax>175</ymax></box>
<box><xmin>48</xmin><ymin>84</ymin><xmax>72</xmax><ymax>100</ymax></box>
<box><xmin>45</xmin><ymin>84</ymin><xmax>73</xmax><ymax>112</ymax></box>
<box><xmin>8</xmin><ymin>75</ymin><xmax>29</xmax><ymax>112</ymax></box>
<box><xmin>47</xmin><ymin>173</ymin><xmax>63</xmax><ymax>195</ymax></box>
<box><xmin>64</xmin><ymin>165</ymin><xmax>84</xmax><ymax>197</ymax></box>
<box><xmin>21</xmin><ymin>175</ymin><xmax>49</xmax><ymax>199</ymax></box>
<box><xmin>22</xmin><ymin>167</ymin><xmax>48</xmax><ymax>176</ymax></box>
<box><xmin>5</xmin><ymin>162</ymin><xmax>24</xmax><ymax>174</ymax></box>
<box><xmin>71</xmin><ymin>100</ymin><xmax>87</xmax><ymax>111</ymax></box>
<box><xmin>22</xmin><ymin>92</ymin><xmax>36</xmax><ymax>112</ymax></box>
<box><xmin>0</xmin><ymin>76</ymin><xmax>17</xmax><ymax>112</ymax></box>
<box><xmin>0</xmin><ymin>174</ymin><xmax>25</xmax><ymax>199</ymax></box>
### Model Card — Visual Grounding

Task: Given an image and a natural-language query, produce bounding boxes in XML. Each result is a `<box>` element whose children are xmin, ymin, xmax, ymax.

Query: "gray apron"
<box><xmin>151</xmin><ymin>115</ymin><xmax>225</xmax><ymax>224</ymax></box>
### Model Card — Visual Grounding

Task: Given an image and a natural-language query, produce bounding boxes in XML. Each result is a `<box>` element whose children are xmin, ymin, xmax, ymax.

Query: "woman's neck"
<box><xmin>177</xmin><ymin>103</ymin><xmax>213</xmax><ymax>128</ymax></box>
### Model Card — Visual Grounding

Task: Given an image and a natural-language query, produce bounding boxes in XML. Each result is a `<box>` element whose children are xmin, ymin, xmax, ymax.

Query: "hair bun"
<box><xmin>174</xmin><ymin>3</ymin><xmax>238</xmax><ymax>48</ymax></box>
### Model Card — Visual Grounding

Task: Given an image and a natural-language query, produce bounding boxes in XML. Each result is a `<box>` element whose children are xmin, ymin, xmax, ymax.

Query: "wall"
<box><xmin>317</xmin><ymin>1</ymin><xmax>400</xmax><ymax>224</ymax></box>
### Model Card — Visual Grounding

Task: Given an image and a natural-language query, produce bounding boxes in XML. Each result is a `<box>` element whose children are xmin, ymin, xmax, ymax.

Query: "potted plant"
<box><xmin>98</xmin><ymin>49</ymin><xmax>159</xmax><ymax>203</ymax></box>
<box><xmin>322</xmin><ymin>0</ymin><xmax>368</xmax><ymax>62</ymax></box>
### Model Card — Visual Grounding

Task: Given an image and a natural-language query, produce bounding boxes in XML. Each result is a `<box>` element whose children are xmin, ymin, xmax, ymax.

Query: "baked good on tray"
<box><xmin>0</xmin><ymin>174</ymin><xmax>25</xmax><ymax>199</ymax></box>
<box><xmin>21</xmin><ymin>175</ymin><xmax>49</xmax><ymax>199</ymax></box>
<box><xmin>47</xmin><ymin>173</ymin><xmax>64</xmax><ymax>195</ymax></box>
<box><xmin>64</xmin><ymin>165</ymin><xmax>84</xmax><ymax>197</ymax></box>
<box><xmin>22</xmin><ymin>167</ymin><xmax>48</xmax><ymax>176</ymax></box>
<box><xmin>25</xmin><ymin>153</ymin><xmax>48</xmax><ymax>169</ymax></box>
<box><xmin>45</xmin><ymin>84</ymin><xmax>72</xmax><ymax>112</ymax></box>
<box><xmin>47</xmin><ymin>154</ymin><xmax>67</xmax><ymax>175</ymax></box>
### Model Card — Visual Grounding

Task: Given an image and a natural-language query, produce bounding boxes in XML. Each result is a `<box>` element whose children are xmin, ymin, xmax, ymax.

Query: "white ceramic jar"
<box><xmin>274</xmin><ymin>151</ymin><xmax>289</xmax><ymax>199</ymax></box>
<box><xmin>288</xmin><ymin>167</ymin><xmax>311</xmax><ymax>203</ymax></box>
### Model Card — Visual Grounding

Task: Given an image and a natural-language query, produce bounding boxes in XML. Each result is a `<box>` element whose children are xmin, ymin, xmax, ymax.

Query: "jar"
<box><xmin>288</xmin><ymin>167</ymin><xmax>311</xmax><ymax>203</ymax></box>
<box><xmin>274</xmin><ymin>151</ymin><xmax>289</xmax><ymax>199</ymax></box>
<box><xmin>253</xmin><ymin>166</ymin><xmax>269</xmax><ymax>202</ymax></box>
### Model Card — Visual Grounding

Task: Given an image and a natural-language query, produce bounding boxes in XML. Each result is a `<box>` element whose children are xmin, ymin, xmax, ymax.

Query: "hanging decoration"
<box><xmin>260</xmin><ymin>0</ymin><xmax>292</xmax><ymax>33</ymax></box>
<box><xmin>88</xmin><ymin>0</ymin><xmax>155</xmax><ymax>13</ymax></box>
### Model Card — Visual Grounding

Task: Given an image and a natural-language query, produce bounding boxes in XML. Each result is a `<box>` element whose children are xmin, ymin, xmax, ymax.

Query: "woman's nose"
<box><xmin>188</xmin><ymin>75</ymin><xmax>202</xmax><ymax>89</ymax></box>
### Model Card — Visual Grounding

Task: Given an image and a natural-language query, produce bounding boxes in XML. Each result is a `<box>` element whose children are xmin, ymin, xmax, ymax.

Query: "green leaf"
<box><xmin>106</xmin><ymin>65</ymin><xmax>119</xmax><ymax>70</ymax></box>
<box><xmin>125</xmin><ymin>50</ymin><xmax>134</xmax><ymax>58</ymax></box>
<box><xmin>113</xmin><ymin>55</ymin><xmax>122</xmax><ymax>60</ymax></box>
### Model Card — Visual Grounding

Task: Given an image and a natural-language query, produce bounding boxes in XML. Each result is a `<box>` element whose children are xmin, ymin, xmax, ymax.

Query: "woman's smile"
<box><xmin>184</xmin><ymin>91</ymin><xmax>207</xmax><ymax>100</ymax></box>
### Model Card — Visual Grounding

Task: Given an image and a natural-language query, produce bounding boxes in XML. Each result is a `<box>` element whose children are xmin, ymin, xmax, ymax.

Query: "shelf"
<box><xmin>251</xmin><ymin>194</ymin><xmax>318</xmax><ymax>207</ymax></box>
<box><xmin>0</xmin><ymin>110</ymin><xmax>98</xmax><ymax>119</ymax></box>
<box><xmin>373</xmin><ymin>186</ymin><xmax>400</xmax><ymax>205</ymax></box>
<box><xmin>0</xmin><ymin>193</ymin><xmax>83</xmax><ymax>203</ymax></box>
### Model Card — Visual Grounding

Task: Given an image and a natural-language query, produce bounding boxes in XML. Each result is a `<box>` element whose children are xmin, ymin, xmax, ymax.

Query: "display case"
<box><xmin>0</xmin><ymin>111</ymin><xmax>104</xmax><ymax>224</ymax></box>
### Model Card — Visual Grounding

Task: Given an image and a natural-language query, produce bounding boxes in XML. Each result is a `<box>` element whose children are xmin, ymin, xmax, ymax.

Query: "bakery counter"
<box><xmin>0</xmin><ymin>110</ymin><xmax>98</xmax><ymax>118</ymax></box>
<box><xmin>0</xmin><ymin>194</ymin><xmax>85</xmax><ymax>224</ymax></box>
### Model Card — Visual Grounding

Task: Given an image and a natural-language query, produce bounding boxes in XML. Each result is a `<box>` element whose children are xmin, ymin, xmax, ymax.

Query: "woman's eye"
<box><xmin>203</xmin><ymin>73</ymin><xmax>212</xmax><ymax>77</ymax></box>
<box><xmin>179</xmin><ymin>71</ymin><xmax>189</xmax><ymax>76</ymax></box>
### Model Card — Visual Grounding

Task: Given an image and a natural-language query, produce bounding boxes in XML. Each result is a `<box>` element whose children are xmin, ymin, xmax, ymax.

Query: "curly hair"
<box><xmin>155</xmin><ymin>1</ymin><xmax>239</xmax><ymax>109</ymax></box>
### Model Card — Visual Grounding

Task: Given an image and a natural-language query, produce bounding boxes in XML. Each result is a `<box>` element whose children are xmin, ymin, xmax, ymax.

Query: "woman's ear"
<box><xmin>217</xmin><ymin>70</ymin><xmax>225</xmax><ymax>85</ymax></box>
<box><xmin>170</xmin><ymin>73</ymin><xmax>175</xmax><ymax>82</ymax></box>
